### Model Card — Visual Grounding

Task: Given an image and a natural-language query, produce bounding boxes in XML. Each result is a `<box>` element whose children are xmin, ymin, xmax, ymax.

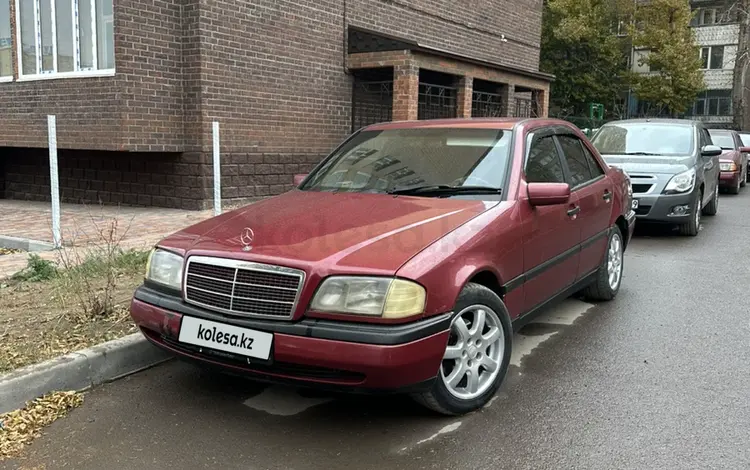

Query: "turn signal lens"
<box><xmin>383</xmin><ymin>279</ymin><xmax>427</xmax><ymax>319</ymax></box>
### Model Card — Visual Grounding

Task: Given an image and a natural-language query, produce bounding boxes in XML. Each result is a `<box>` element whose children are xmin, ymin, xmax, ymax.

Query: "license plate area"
<box><xmin>632</xmin><ymin>199</ymin><xmax>640</xmax><ymax>209</ymax></box>
<box><xmin>178</xmin><ymin>316</ymin><xmax>274</xmax><ymax>362</ymax></box>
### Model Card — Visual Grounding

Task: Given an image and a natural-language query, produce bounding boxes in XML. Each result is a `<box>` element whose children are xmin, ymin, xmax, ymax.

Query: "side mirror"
<box><xmin>293</xmin><ymin>174</ymin><xmax>308</xmax><ymax>187</ymax></box>
<box><xmin>740</xmin><ymin>146</ymin><xmax>750</xmax><ymax>154</ymax></box>
<box><xmin>701</xmin><ymin>145</ymin><xmax>722</xmax><ymax>157</ymax></box>
<box><xmin>527</xmin><ymin>182</ymin><xmax>571</xmax><ymax>206</ymax></box>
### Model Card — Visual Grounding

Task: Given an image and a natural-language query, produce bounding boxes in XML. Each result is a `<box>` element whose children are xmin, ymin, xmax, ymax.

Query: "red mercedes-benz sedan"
<box><xmin>131</xmin><ymin>118</ymin><xmax>635</xmax><ymax>415</ymax></box>
<box><xmin>709</xmin><ymin>129</ymin><xmax>750</xmax><ymax>194</ymax></box>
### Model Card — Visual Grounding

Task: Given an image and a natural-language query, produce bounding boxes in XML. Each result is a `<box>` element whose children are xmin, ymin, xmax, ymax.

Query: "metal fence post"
<box><xmin>47</xmin><ymin>115</ymin><xmax>62</xmax><ymax>248</ymax></box>
<box><xmin>212</xmin><ymin>121</ymin><xmax>221</xmax><ymax>216</ymax></box>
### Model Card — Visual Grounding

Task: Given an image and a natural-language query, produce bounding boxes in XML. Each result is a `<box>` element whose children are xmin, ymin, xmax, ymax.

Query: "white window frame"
<box><xmin>700</xmin><ymin>45</ymin><xmax>726</xmax><ymax>70</ymax></box>
<box><xmin>0</xmin><ymin>0</ymin><xmax>12</xmax><ymax>81</ymax></box>
<box><xmin>14</xmin><ymin>0</ymin><xmax>114</xmax><ymax>81</ymax></box>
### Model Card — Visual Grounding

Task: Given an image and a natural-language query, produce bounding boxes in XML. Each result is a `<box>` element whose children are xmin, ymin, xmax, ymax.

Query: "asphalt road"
<box><xmin>6</xmin><ymin>190</ymin><xmax>750</xmax><ymax>470</ymax></box>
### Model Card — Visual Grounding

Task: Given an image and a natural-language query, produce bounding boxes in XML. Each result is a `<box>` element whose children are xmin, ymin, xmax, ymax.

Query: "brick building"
<box><xmin>0</xmin><ymin>0</ymin><xmax>552</xmax><ymax>210</ymax></box>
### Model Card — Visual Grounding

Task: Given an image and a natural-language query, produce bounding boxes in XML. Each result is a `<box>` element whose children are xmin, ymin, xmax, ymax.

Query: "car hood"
<box><xmin>157</xmin><ymin>190</ymin><xmax>499</xmax><ymax>274</ymax></box>
<box><xmin>601</xmin><ymin>155</ymin><xmax>694</xmax><ymax>175</ymax></box>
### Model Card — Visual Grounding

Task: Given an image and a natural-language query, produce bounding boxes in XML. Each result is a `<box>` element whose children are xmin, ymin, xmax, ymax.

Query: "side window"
<box><xmin>525</xmin><ymin>134</ymin><xmax>565</xmax><ymax>183</ymax></box>
<box><xmin>701</xmin><ymin>128</ymin><xmax>712</xmax><ymax>147</ymax></box>
<box><xmin>581</xmin><ymin>143</ymin><xmax>605</xmax><ymax>178</ymax></box>
<box><xmin>557</xmin><ymin>135</ymin><xmax>593</xmax><ymax>187</ymax></box>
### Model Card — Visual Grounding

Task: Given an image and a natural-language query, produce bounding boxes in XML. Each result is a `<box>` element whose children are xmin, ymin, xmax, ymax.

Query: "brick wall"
<box><xmin>2</xmin><ymin>148</ymin><xmax>208</xmax><ymax>210</ymax></box>
<box><xmin>0</xmin><ymin>0</ymin><xmax>546</xmax><ymax>209</ymax></box>
<box><xmin>0</xmin><ymin>0</ymin><xmax>185</xmax><ymax>152</ymax></box>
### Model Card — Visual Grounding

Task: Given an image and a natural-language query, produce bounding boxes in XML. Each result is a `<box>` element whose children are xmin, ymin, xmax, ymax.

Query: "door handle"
<box><xmin>567</xmin><ymin>206</ymin><xmax>581</xmax><ymax>217</ymax></box>
<box><xmin>603</xmin><ymin>190</ymin><xmax>612</xmax><ymax>202</ymax></box>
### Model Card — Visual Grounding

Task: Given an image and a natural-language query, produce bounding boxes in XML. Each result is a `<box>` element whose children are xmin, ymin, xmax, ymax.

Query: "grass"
<box><xmin>0</xmin><ymin>248</ymin><xmax>149</xmax><ymax>374</ymax></box>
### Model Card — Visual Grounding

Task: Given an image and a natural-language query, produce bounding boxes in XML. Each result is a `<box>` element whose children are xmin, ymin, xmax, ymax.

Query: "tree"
<box><xmin>540</xmin><ymin>0</ymin><xmax>630</xmax><ymax>118</ymax></box>
<box><xmin>626</xmin><ymin>0</ymin><xmax>705</xmax><ymax>116</ymax></box>
<box><xmin>730</xmin><ymin>0</ymin><xmax>750</xmax><ymax>130</ymax></box>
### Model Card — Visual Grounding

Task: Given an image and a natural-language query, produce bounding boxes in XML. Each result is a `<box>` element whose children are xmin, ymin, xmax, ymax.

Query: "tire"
<box><xmin>741</xmin><ymin>165</ymin><xmax>747</xmax><ymax>187</ymax></box>
<box><xmin>581</xmin><ymin>226</ymin><xmax>624</xmax><ymax>302</ymax></box>
<box><xmin>702</xmin><ymin>185</ymin><xmax>719</xmax><ymax>216</ymax></box>
<box><xmin>678</xmin><ymin>190</ymin><xmax>702</xmax><ymax>236</ymax></box>
<box><xmin>412</xmin><ymin>283</ymin><xmax>512</xmax><ymax>416</ymax></box>
<box><xmin>729</xmin><ymin>174</ymin><xmax>741</xmax><ymax>194</ymax></box>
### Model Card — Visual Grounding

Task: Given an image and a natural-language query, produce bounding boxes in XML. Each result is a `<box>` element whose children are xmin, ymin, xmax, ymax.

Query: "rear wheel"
<box><xmin>412</xmin><ymin>283</ymin><xmax>512</xmax><ymax>416</ymax></box>
<box><xmin>703</xmin><ymin>185</ymin><xmax>719</xmax><ymax>216</ymax></box>
<box><xmin>582</xmin><ymin>226</ymin><xmax>624</xmax><ymax>301</ymax></box>
<box><xmin>679</xmin><ymin>190</ymin><xmax>702</xmax><ymax>236</ymax></box>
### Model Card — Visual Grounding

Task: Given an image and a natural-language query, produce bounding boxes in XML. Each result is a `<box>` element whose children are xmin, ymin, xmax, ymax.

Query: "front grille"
<box><xmin>635</xmin><ymin>205</ymin><xmax>651</xmax><ymax>216</ymax></box>
<box><xmin>184</xmin><ymin>256</ymin><xmax>305</xmax><ymax>320</ymax></box>
<box><xmin>632</xmin><ymin>184</ymin><xmax>653</xmax><ymax>194</ymax></box>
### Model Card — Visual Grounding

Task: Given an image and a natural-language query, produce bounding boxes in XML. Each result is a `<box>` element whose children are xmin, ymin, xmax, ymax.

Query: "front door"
<box><xmin>520</xmin><ymin>129</ymin><xmax>581</xmax><ymax>313</ymax></box>
<box><xmin>555</xmin><ymin>133</ymin><xmax>613</xmax><ymax>279</ymax></box>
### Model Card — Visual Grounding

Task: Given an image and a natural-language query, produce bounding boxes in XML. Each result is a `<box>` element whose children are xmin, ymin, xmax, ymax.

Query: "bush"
<box><xmin>11</xmin><ymin>254</ymin><xmax>59</xmax><ymax>282</ymax></box>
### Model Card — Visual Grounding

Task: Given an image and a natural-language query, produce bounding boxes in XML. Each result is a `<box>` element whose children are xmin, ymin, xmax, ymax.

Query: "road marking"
<box><xmin>242</xmin><ymin>386</ymin><xmax>332</xmax><ymax>416</ymax></box>
<box><xmin>510</xmin><ymin>332</ymin><xmax>557</xmax><ymax>368</ymax></box>
<box><xmin>399</xmin><ymin>421</ymin><xmax>462</xmax><ymax>453</ymax></box>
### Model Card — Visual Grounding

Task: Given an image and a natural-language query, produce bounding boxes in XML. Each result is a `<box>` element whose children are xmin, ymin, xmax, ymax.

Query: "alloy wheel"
<box><xmin>607</xmin><ymin>233</ymin><xmax>623</xmax><ymax>291</ymax></box>
<box><xmin>694</xmin><ymin>200</ymin><xmax>701</xmax><ymax>228</ymax></box>
<box><xmin>441</xmin><ymin>305</ymin><xmax>505</xmax><ymax>400</ymax></box>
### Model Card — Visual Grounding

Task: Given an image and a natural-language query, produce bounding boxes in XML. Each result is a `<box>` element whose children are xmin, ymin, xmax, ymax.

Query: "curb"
<box><xmin>0</xmin><ymin>333</ymin><xmax>172</xmax><ymax>414</ymax></box>
<box><xmin>0</xmin><ymin>234</ymin><xmax>55</xmax><ymax>252</ymax></box>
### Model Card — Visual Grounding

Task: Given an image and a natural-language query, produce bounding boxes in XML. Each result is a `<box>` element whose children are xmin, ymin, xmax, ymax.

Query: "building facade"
<box><xmin>625</xmin><ymin>0</ymin><xmax>748</xmax><ymax>129</ymax></box>
<box><xmin>0</xmin><ymin>0</ymin><xmax>552</xmax><ymax>210</ymax></box>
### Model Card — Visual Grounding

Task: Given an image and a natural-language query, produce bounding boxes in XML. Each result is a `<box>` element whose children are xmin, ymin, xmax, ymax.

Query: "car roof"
<box><xmin>363</xmin><ymin>117</ymin><xmax>574</xmax><ymax>132</ymax></box>
<box><xmin>601</xmin><ymin>118</ymin><xmax>698</xmax><ymax>127</ymax></box>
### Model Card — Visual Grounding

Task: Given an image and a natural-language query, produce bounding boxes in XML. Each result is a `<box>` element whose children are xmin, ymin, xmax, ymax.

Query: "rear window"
<box><xmin>708</xmin><ymin>131</ymin><xmax>735</xmax><ymax>150</ymax></box>
<box><xmin>591</xmin><ymin>122</ymin><xmax>695</xmax><ymax>156</ymax></box>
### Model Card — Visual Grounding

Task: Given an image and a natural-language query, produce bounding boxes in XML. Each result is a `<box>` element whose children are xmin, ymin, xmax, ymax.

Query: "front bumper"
<box><xmin>631</xmin><ymin>190</ymin><xmax>697</xmax><ymax>223</ymax></box>
<box><xmin>130</xmin><ymin>286</ymin><xmax>450</xmax><ymax>392</ymax></box>
<box><xmin>719</xmin><ymin>171</ymin><xmax>740</xmax><ymax>188</ymax></box>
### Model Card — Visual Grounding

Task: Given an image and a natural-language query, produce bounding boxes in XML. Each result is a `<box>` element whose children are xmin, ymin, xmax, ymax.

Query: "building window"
<box><xmin>0</xmin><ymin>0</ymin><xmax>11</xmax><ymax>78</ymax></box>
<box><xmin>692</xmin><ymin>7</ymin><xmax>730</xmax><ymax>26</ymax></box>
<box><xmin>692</xmin><ymin>90</ymin><xmax>733</xmax><ymax>117</ymax></box>
<box><xmin>16</xmin><ymin>0</ymin><xmax>114</xmax><ymax>79</ymax></box>
<box><xmin>700</xmin><ymin>46</ymin><xmax>725</xmax><ymax>70</ymax></box>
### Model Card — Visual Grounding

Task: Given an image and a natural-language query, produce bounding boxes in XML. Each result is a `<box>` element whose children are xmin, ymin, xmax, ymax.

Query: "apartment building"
<box><xmin>0</xmin><ymin>0</ymin><xmax>552</xmax><ymax>209</ymax></box>
<box><xmin>625</xmin><ymin>0</ymin><xmax>747</xmax><ymax>129</ymax></box>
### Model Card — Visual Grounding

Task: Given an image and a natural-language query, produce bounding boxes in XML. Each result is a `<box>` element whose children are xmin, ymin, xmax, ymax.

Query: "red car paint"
<box><xmin>130</xmin><ymin>118</ymin><xmax>635</xmax><ymax>391</ymax></box>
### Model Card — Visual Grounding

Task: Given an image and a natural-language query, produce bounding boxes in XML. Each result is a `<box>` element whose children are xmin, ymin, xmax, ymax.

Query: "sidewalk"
<box><xmin>0</xmin><ymin>200</ymin><xmax>218</xmax><ymax>279</ymax></box>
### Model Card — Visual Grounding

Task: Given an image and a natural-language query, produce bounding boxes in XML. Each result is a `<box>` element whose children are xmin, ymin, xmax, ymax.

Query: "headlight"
<box><xmin>310</xmin><ymin>276</ymin><xmax>426</xmax><ymax>319</ymax></box>
<box><xmin>720</xmin><ymin>162</ymin><xmax>737</xmax><ymax>172</ymax></box>
<box><xmin>145</xmin><ymin>248</ymin><xmax>184</xmax><ymax>290</ymax></box>
<box><xmin>663</xmin><ymin>168</ymin><xmax>696</xmax><ymax>194</ymax></box>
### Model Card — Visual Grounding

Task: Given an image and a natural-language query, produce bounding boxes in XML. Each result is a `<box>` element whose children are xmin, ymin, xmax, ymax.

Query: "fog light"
<box><xmin>669</xmin><ymin>204</ymin><xmax>690</xmax><ymax>216</ymax></box>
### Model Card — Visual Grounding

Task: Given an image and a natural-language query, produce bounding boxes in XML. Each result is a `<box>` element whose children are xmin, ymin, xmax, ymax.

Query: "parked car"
<box><xmin>739</xmin><ymin>132</ymin><xmax>750</xmax><ymax>182</ymax></box>
<box><xmin>589</xmin><ymin>119</ymin><xmax>721</xmax><ymax>236</ymax></box>
<box><xmin>130</xmin><ymin>118</ymin><xmax>635</xmax><ymax>415</ymax></box>
<box><xmin>708</xmin><ymin>129</ymin><xmax>750</xmax><ymax>194</ymax></box>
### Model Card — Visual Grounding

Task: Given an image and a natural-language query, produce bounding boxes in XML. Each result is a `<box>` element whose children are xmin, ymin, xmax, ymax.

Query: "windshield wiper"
<box><xmin>387</xmin><ymin>184</ymin><xmax>502</xmax><ymax>196</ymax></box>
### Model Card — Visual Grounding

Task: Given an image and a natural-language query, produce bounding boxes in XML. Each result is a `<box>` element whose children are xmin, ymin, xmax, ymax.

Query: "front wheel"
<box><xmin>679</xmin><ymin>190</ymin><xmax>702</xmax><ymax>236</ymax></box>
<box><xmin>412</xmin><ymin>283</ymin><xmax>512</xmax><ymax>416</ymax></box>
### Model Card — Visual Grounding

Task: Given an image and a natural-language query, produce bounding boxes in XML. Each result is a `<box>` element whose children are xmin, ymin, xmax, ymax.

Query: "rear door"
<box><xmin>520</xmin><ymin>128</ymin><xmax>581</xmax><ymax>313</ymax></box>
<box><xmin>700</xmin><ymin>126</ymin><xmax>720</xmax><ymax>204</ymax></box>
<box><xmin>554</xmin><ymin>132</ymin><xmax>613</xmax><ymax>279</ymax></box>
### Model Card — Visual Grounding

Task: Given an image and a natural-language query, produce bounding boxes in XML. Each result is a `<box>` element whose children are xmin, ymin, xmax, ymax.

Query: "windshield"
<box><xmin>709</xmin><ymin>131</ymin><xmax>735</xmax><ymax>150</ymax></box>
<box><xmin>740</xmin><ymin>133</ymin><xmax>750</xmax><ymax>147</ymax></box>
<box><xmin>300</xmin><ymin>128</ymin><xmax>512</xmax><ymax>196</ymax></box>
<box><xmin>591</xmin><ymin>123</ymin><xmax>695</xmax><ymax>156</ymax></box>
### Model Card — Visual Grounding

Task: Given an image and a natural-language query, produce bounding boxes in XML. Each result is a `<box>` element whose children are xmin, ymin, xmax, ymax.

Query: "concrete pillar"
<box><xmin>456</xmin><ymin>76</ymin><xmax>474</xmax><ymax>118</ymax></box>
<box><xmin>393</xmin><ymin>61</ymin><xmax>419</xmax><ymax>121</ymax></box>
